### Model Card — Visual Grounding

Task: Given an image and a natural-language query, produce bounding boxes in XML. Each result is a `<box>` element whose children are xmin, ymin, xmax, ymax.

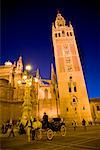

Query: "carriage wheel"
<box><xmin>60</xmin><ymin>125</ymin><xmax>66</xmax><ymax>136</ymax></box>
<box><xmin>47</xmin><ymin>129</ymin><xmax>54</xmax><ymax>140</ymax></box>
<box><xmin>36</xmin><ymin>129</ymin><xmax>42</xmax><ymax>140</ymax></box>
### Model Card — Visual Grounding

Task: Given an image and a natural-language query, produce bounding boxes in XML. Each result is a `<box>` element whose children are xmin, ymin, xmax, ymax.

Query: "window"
<box><xmin>58</xmin><ymin>33</ymin><xmax>61</xmax><ymax>37</ymax></box>
<box><xmin>66</xmin><ymin>108</ymin><xmax>69</xmax><ymax>111</ymax></box>
<box><xmin>75</xmin><ymin>107</ymin><xmax>77</xmax><ymax>111</ymax></box>
<box><xmin>69</xmin><ymin>87</ymin><xmax>71</xmax><ymax>92</ymax></box>
<box><xmin>97</xmin><ymin>106</ymin><xmax>100</xmax><ymax>111</ymax></box>
<box><xmin>70</xmin><ymin>32</ymin><xmax>72</xmax><ymax>36</ymax></box>
<box><xmin>73</xmin><ymin>98</ymin><xmax>76</xmax><ymax>102</ymax></box>
<box><xmin>74</xmin><ymin>86</ymin><xmax>77</xmax><ymax>92</ymax></box>
<box><xmin>70</xmin><ymin>76</ymin><xmax>72</xmax><ymax>80</ymax></box>
<box><xmin>73</xmin><ymin>82</ymin><xmax>77</xmax><ymax>92</ymax></box>
<box><xmin>83</xmin><ymin>106</ymin><xmax>85</xmax><ymax>110</ymax></box>
<box><xmin>55</xmin><ymin>33</ymin><xmax>57</xmax><ymax>37</ymax></box>
<box><xmin>67</xmin><ymin>32</ymin><xmax>69</xmax><ymax>36</ymax></box>
<box><xmin>62</xmin><ymin>31</ymin><xmax>65</xmax><ymax>36</ymax></box>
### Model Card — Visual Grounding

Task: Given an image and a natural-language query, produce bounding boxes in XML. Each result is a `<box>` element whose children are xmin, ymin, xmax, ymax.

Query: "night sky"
<box><xmin>1</xmin><ymin>0</ymin><xmax>100</xmax><ymax>98</ymax></box>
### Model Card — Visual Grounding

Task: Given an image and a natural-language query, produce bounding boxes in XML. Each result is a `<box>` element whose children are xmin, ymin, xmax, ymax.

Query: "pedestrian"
<box><xmin>31</xmin><ymin>118</ymin><xmax>37</xmax><ymax>140</ymax></box>
<box><xmin>82</xmin><ymin>118</ymin><xmax>86</xmax><ymax>130</ymax></box>
<box><xmin>1</xmin><ymin>123</ymin><xmax>5</xmax><ymax>134</ymax></box>
<box><xmin>72</xmin><ymin>120</ymin><xmax>77</xmax><ymax>131</ymax></box>
<box><xmin>8</xmin><ymin>123</ymin><xmax>15</xmax><ymax>137</ymax></box>
<box><xmin>42</xmin><ymin>112</ymin><xmax>49</xmax><ymax>129</ymax></box>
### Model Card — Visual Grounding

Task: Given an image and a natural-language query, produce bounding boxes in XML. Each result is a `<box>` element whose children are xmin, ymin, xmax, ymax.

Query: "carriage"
<box><xmin>35</xmin><ymin>117</ymin><xmax>66</xmax><ymax>140</ymax></box>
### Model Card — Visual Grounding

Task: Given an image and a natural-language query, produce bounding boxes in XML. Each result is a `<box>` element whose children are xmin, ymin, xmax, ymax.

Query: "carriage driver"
<box><xmin>42</xmin><ymin>112</ymin><xmax>49</xmax><ymax>129</ymax></box>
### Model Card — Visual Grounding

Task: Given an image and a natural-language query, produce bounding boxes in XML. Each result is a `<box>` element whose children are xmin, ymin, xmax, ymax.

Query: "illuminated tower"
<box><xmin>52</xmin><ymin>12</ymin><xmax>92</xmax><ymax>124</ymax></box>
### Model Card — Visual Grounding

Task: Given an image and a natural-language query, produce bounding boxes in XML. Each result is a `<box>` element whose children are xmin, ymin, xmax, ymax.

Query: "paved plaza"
<box><xmin>0</xmin><ymin>125</ymin><xmax>100</xmax><ymax>150</ymax></box>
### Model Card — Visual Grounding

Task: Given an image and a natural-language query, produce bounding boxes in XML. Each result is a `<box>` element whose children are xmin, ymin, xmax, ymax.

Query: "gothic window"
<box><xmin>69</xmin><ymin>87</ymin><xmax>71</xmax><ymax>92</ymax></box>
<box><xmin>71</xmin><ymin>97</ymin><xmax>78</xmax><ymax>106</ymax></box>
<box><xmin>70</xmin><ymin>32</ymin><xmax>72</xmax><ymax>36</ymax></box>
<box><xmin>55</xmin><ymin>33</ymin><xmax>57</xmax><ymax>37</ymax></box>
<box><xmin>66</xmin><ymin>108</ymin><xmax>69</xmax><ymax>111</ymax></box>
<box><xmin>75</xmin><ymin>107</ymin><xmax>77</xmax><ymax>111</ymax></box>
<box><xmin>74</xmin><ymin>86</ymin><xmax>77</xmax><ymax>92</ymax></box>
<box><xmin>62</xmin><ymin>30</ymin><xmax>65</xmax><ymax>36</ymax></box>
<box><xmin>68</xmin><ymin>82</ymin><xmax>71</xmax><ymax>92</ymax></box>
<box><xmin>67</xmin><ymin>32</ymin><xmax>69</xmax><ymax>36</ymax></box>
<box><xmin>73</xmin><ymin>82</ymin><xmax>77</xmax><ymax>92</ymax></box>
<box><xmin>70</xmin><ymin>76</ymin><xmax>72</xmax><ymax>80</ymax></box>
<box><xmin>73</xmin><ymin>98</ymin><xmax>76</xmax><ymax>102</ymax></box>
<box><xmin>58</xmin><ymin>33</ymin><xmax>61</xmax><ymax>37</ymax></box>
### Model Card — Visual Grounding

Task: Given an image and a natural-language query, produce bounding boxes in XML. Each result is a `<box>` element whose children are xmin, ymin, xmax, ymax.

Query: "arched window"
<box><xmin>70</xmin><ymin>32</ymin><xmax>72</xmax><ymax>36</ymax></box>
<box><xmin>55</xmin><ymin>33</ymin><xmax>57</xmax><ymax>37</ymax></box>
<box><xmin>73</xmin><ymin>98</ymin><xmax>76</xmax><ymax>102</ymax></box>
<box><xmin>66</xmin><ymin>108</ymin><xmax>69</xmax><ymax>112</ymax></box>
<box><xmin>67</xmin><ymin>32</ymin><xmax>69</xmax><ymax>36</ymax></box>
<box><xmin>73</xmin><ymin>82</ymin><xmax>77</xmax><ymax>92</ymax></box>
<box><xmin>72</xmin><ymin>96</ymin><xmax>78</xmax><ymax>105</ymax></box>
<box><xmin>62</xmin><ymin>30</ymin><xmax>65</xmax><ymax>36</ymax></box>
<box><xmin>58</xmin><ymin>33</ymin><xmax>61</xmax><ymax>37</ymax></box>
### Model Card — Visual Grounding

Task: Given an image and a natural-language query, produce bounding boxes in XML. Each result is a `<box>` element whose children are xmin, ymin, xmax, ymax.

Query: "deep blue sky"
<box><xmin>1</xmin><ymin>0</ymin><xmax>100</xmax><ymax>98</ymax></box>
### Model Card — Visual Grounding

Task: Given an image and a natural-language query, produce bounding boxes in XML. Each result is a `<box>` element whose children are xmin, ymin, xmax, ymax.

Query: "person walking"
<box><xmin>72</xmin><ymin>120</ymin><xmax>77</xmax><ymax>131</ymax></box>
<box><xmin>42</xmin><ymin>112</ymin><xmax>49</xmax><ymax>129</ymax></box>
<box><xmin>8</xmin><ymin>123</ymin><xmax>15</xmax><ymax>137</ymax></box>
<box><xmin>82</xmin><ymin>118</ymin><xmax>86</xmax><ymax>130</ymax></box>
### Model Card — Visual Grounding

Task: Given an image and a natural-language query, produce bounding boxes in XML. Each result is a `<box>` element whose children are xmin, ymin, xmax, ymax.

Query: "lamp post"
<box><xmin>21</xmin><ymin>65</ymin><xmax>33</xmax><ymax>142</ymax></box>
<box><xmin>34</xmin><ymin>77</ymin><xmax>39</xmax><ymax>119</ymax></box>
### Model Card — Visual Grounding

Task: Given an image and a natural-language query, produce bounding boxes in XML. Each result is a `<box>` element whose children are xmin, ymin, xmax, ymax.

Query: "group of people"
<box><xmin>72</xmin><ymin>118</ymin><xmax>87</xmax><ymax>131</ymax></box>
<box><xmin>19</xmin><ymin>112</ymin><xmax>49</xmax><ymax>140</ymax></box>
<box><xmin>1</xmin><ymin>113</ymin><xmax>90</xmax><ymax>140</ymax></box>
<box><xmin>1</xmin><ymin>121</ymin><xmax>16</xmax><ymax>137</ymax></box>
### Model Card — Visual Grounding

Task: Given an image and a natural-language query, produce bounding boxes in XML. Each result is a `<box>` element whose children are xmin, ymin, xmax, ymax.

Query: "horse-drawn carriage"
<box><xmin>35</xmin><ymin>117</ymin><xmax>66</xmax><ymax>140</ymax></box>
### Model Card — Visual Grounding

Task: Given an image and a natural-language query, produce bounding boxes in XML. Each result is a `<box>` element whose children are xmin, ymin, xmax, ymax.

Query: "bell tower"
<box><xmin>52</xmin><ymin>12</ymin><xmax>92</xmax><ymax>124</ymax></box>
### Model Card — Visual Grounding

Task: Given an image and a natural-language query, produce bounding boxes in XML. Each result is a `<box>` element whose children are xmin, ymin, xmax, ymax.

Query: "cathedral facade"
<box><xmin>0</xmin><ymin>12</ymin><xmax>96</xmax><ymax>126</ymax></box>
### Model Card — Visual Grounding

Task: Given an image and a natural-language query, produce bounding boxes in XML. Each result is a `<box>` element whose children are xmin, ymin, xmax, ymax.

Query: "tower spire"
<box><xmin>51</xmin><ymin>63</ymin><xmax>56</xmax><ymax>84</ymax></box>
<box><xmin>57</xmin><ymin>9</ymin><xmax>60</xmax><ymax>14</ymax></box>
<box><xmin>36</xmin><ymin>68</ymin><xmax>40</xmax><ymax>79</ymax></box>
<box><xmin>16</xmin><ymin>56</ymin><xmax>23</xmax><ymax>73</ymax></box>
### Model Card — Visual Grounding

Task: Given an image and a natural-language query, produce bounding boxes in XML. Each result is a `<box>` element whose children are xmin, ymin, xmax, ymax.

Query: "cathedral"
<box><xmin>0</xmin><ymin>12</ymin><xmax>100</xmax><ymax>125</ymax></box>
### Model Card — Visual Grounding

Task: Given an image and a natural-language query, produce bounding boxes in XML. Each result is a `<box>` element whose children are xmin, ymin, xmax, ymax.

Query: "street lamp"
<box><xmin>21</xmin><ymin>66</ymin><xmax>33</xmax><ymax>142</ymax></box>
<box><xmin>34</xmin><ymin>77</ymin><xmax>39</xmax><ymax>119</ymax></box>
<box><xmin>26</xmin><ymin>64</ymin><xmax>32</xmax><ymax>71</ymax></box>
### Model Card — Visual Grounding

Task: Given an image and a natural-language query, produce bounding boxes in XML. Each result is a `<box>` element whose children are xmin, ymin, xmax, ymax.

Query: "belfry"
<box><xmin>52</xmin><ymin>12</ymin><xmax>92</xmax><ymax>124</ymax></box>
